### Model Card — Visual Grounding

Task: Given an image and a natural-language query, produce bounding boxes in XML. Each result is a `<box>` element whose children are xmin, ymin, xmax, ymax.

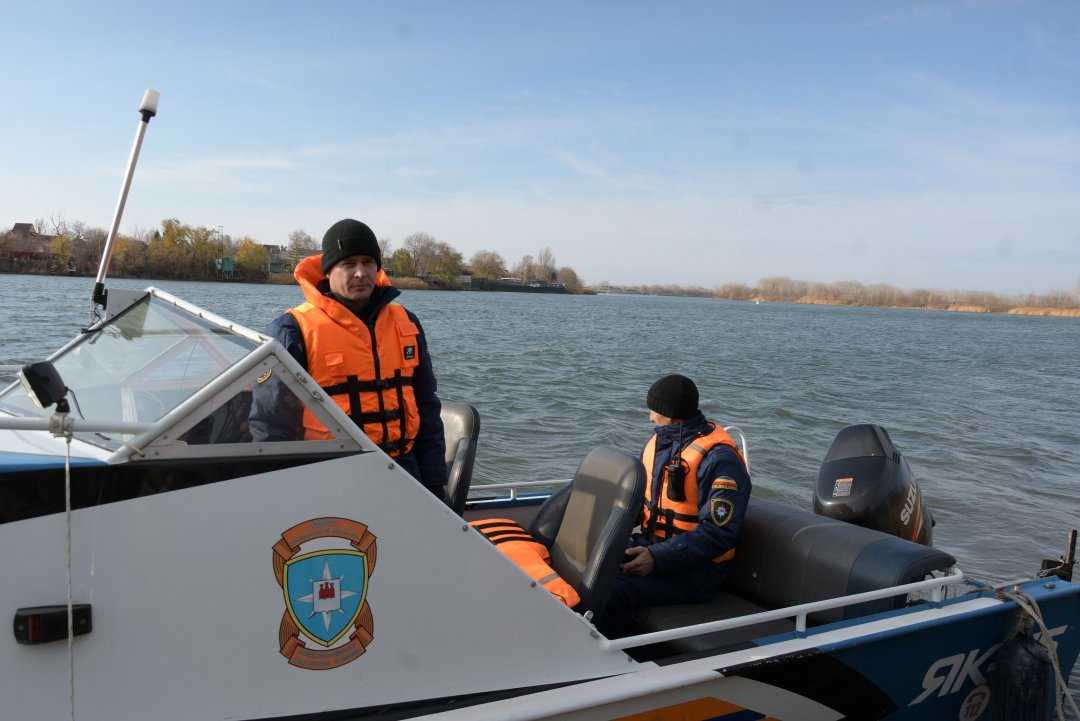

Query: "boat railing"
<box><xmin>0</xmin><ymin>415</ymin><xmax>155</xmax><ymax>437</ymax></box>
<box><xmin>724</xmin><ymin>425</ymin><xmax>749</xmax><ymax>472</ymax></box>
<box><xmin>470</xmin><ymin>479</ymin><xmax>572</xmax><ymax>502</ymax></box>
<box><xmin>599</xmin><ymin>566</ymin><xmax>968</xmax><ymax>651</ymax></box>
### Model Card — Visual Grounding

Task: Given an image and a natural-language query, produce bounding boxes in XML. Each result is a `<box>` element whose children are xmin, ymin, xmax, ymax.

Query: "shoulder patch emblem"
<box><xmin>711</xmin><ymin>476</ymin><xmax>739</xmax><ymax>491</ymax></box>
<box><xmin>711</xmin><ymin>498</ymin><xmax>735</xmax><ymax>527</ymax></box>
<box><xmin>273</xmin><ymin>517</ymin><xmax>377</xmax><ymax>670</ymax></box>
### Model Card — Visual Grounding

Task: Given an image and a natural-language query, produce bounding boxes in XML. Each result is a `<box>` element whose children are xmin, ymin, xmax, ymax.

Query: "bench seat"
<box><xmin>636</xmin><ymin>496</ymin><xmax>956</xmax><ymax>653</ymax></box>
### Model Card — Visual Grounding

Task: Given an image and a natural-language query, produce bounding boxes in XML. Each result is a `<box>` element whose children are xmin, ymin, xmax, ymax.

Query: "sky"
<box><xmin>2</xmin><ymin>1</ymin><xmax>1078</xmax><ymax>295</ymax></box>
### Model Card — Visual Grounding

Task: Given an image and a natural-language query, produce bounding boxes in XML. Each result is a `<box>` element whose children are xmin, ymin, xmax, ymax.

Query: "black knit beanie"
<box><xmin>646</xmin><ymin>374</ymin><xmax>699</xmax><ymax>420</ymax></box>
<box><xmin>321</xmin><ymin>219</ymin><xmax>381</xmax><ymax>274</ymax></box>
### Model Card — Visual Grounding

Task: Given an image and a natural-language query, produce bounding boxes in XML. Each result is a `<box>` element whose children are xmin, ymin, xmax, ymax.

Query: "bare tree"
<box><xmin>714</xmin><ymin>283</ymin><xmax>755</xmax><ymax>300</ymax></box>
<box><xmin>511</xmin><ymin>254</ymin><xmax>535</xmax><ymax>282</ymax></box>
<box><xmin>287</xmin><ymin>229</ymin><xmax>317</xmax><ymax>265</ymax></box>
<box><xmin>403</xmin><ymin>232</ymin><xmax>438</xmax><ymax>278</ymax></box>
<box><xmin>535</xmin><ymin>247</ymin><xmax>557</xmax><ymax>282</ymax></box>
<box><xmin>35</xmin><ymin>213</ymin><xmax>69</xmax><ymax>236</ymax></box>
<box><xmin>379</xmin><ymin>237</ymin><xmax>393</xmax><ymax>262</ymax></box>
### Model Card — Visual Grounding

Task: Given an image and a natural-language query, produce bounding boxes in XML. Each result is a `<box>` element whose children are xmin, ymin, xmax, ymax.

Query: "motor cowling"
<box><xmin>813</xmin><ymin>424</ymin><xmax>934</xmax><ymax>545</ymax></box>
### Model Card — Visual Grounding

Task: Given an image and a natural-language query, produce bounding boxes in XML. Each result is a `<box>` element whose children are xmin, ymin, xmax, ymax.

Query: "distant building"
<box><xmin>216</xmin><ymin>257</ymin><xmax>234</xmax><ymax>279</ymax></box>
<box><xmin>262</xmin><ymin>244</ymin><xmax>288</xmax><ymax>274</ymax></box>
<box><xmin>1</xmin><ymin>223</ymin><xmax>55</xmax><ymax>271</ymax></box>
<box><xmin>4</xmin><ymin>223</ymin><xmax>53</xmax><ymax>261</ymax></box>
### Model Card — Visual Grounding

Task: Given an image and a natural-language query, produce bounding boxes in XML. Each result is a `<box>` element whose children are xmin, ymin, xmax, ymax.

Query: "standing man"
<box><xmin>250</xmin><ymin>219</ymin><xmax>447</xmax><ymax>499</ymax></box>
<box><xmin>601</xmin><ymin>374</ymin><xmax>751</xmax><ymax>637</ymax></box>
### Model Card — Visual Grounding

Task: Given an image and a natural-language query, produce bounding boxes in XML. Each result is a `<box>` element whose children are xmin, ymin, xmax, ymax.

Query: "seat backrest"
<box><xmin>440</xmin><ymin>401</ymin><xmax>480</xmax><ymax>515</ymax></box>
<box><xmin>528</xmin><ymin>482</ymin><xmax>571</xmax><ymax>549</ymax></box>
<box><xmin>728</xmin><ymin>496</ymin><xmax>956</xmax><ymax>624</ymax></box>
<box><xmin>538</xmin><ymin>446</ymin><xmax>645</xmax><ymax>625</ymax></box>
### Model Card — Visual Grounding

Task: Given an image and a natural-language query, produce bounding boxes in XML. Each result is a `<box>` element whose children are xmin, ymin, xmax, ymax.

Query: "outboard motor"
<box><xmin>813</xmin><ymin>424</ymin><xmax>934</xmax><ymax>545</ymax></box>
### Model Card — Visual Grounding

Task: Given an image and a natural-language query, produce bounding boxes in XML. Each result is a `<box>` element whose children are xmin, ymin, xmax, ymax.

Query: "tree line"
<box><xmin>714</xmin><ymin>276</ymin><xmax>1080</xmax><ymax>312</ymax></box>
<box><xmin>1</xmin><ymin>216</ymin><xmax>586</xmax><ymax>293</ymax></box>
<box><xmin>4</xmin><ymin>216</ymin><xmax>1077</xmax><ymax>309</ymax></box>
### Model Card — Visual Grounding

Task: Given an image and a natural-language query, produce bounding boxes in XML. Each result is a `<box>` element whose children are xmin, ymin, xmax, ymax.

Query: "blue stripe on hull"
<box><xmin>722</xmin><ymin>579</ymin><xmax>1080</xmax><ymax>720</ymax></box>
<box><xmin>0</xmin><ymin>452</ymin><xmax>105</xmax><ymax>471</ymax></box>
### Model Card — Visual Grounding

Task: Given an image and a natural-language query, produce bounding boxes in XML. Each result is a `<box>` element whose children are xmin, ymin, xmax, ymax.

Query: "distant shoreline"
<box><xmin>759</xmin><ymin>295</ymin><xmax>1080</xmax><ymax>318</ymax></box>
<box><xmin>4</xmin><ymin>271</ymin><xmax>1075</xmax><ymax>317</ymax></box>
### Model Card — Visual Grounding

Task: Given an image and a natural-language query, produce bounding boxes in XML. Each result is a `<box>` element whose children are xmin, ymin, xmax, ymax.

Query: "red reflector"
<box><xmin>13</xmin><ymin>605</ymin><xmax>92</xmax><ymax>645</ymax></box>
<box><xmin>28</xmin><ymin>614</ymin><xmax>41</xmax><ymax>643</ymax></box>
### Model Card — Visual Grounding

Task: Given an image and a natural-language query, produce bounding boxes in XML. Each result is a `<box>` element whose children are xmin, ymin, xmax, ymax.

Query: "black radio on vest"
<box><xmin>666</xmin><ymin>423</ymin><xmax>687</xmax><ymax>502</ymax></box>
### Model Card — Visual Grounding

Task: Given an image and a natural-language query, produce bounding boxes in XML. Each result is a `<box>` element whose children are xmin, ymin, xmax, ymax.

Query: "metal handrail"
<box><xmin>599</xmin><ymin>566</ymin><xmax>967</xmax><ymax>651</ymax></box>
<box><xmin>474</xmin><ymin>479</ymin><xmax>572</xmax><ymax>491</ymax></box>
<box><xmin>724</xmin><ymin>424</ymin><xmax>749</xmax><ymax>473</ymax></box>
<box><xmin>0</xmin><ymin>415</ymin><xmax>154</xmax><ymax>436</ymax></box>
<box><xmin>470</xmin><ymin>479</ymin><xmax>572</xmax><ymax>502</ymax></box>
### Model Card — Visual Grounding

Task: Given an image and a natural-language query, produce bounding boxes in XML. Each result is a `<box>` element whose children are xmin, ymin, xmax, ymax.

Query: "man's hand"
<box><xmin>620</xmin><ymin>546</ymin><xmax>656</xmax><ymax>576</ymax></box>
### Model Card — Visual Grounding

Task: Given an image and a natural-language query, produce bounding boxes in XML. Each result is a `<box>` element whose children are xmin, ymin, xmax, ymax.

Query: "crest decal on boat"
<box><xmin>272</xmin><ymin>517</ymin><xmax>377</xmax><ymax>670</ymax></box>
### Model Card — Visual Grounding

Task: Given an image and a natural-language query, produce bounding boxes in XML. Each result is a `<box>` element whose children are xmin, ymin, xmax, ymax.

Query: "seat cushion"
<box><xmin>635</xmin><ymin>592</ymin><xmax>795</xmax><ymax>653</ymax></box>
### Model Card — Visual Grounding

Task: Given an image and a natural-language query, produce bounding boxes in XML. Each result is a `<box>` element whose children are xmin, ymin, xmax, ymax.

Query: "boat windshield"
<box><xmin>0</xmin><ymin>292</ymin><xmax>258</xmax><ymax>425</ymax></box>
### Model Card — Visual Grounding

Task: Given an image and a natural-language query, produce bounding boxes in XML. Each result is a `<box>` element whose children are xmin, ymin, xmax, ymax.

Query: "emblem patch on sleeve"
<box><xmin>711</xmin><ymin>476</ymin><xmax>739</xmax><ymax>491</ymax></box>
<box><xmin>710</xmin><ymin>498</ymin><xmax>735</xmax><ymax>527</ymax></box>
<box><xmin>273</xmin><ymin>517</ymin><xmax>377</xmax><ymax>670</ymax></box>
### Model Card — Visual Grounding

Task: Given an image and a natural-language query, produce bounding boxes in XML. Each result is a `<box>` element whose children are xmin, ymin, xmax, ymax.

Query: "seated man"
<box><xmin>600</xmin><ymin>374</ymin><xmax>751</xmax><ymax>638</ymax></box>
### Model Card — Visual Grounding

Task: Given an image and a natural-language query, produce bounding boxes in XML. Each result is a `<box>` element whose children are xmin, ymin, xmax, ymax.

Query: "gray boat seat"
<box><xmin>441</xmin><ymin>401</ymin><xmax>480</xmax><ymax>515</ymax></box>
<box><xmin>530</xmin><ymin>447</ymin><xmax>645</xmax><ymax>625</ymax></box>
<box><xmin>527</xmin><ymin>482</ymin><xmax>570</xmax><ymax>549</ymax></box>
<box><xmin>636</xmin><ymin>496</ymin><xmax>957</xmax><ymax>653</ymax></box>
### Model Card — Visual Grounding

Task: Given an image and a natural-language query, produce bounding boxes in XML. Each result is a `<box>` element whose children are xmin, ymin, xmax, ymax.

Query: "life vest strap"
<box><xmin>392</xmin><ymin>369</ymin><xmax>408</xmax><ymax>460</ymax></box>
<box><xmin>349</xmin><ymin>408</ymin><xmax>403</xmax><ymax>425</ymax></box>
<box><xmin>322</xmin><ymin>375</ymin><xmax>414</xmax><ymax>395</ymax></box>
<box><xmin>378</xmin><ymin>437</ymin><xmax>411</xmax><ymax>455</ymax></box>
<box><xmin>644</xmin><ymin>500</ymin><xmax>697</xmax><ymax>525</ymax></box>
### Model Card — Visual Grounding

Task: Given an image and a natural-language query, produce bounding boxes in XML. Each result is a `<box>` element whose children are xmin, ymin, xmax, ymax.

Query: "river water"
<box><xmin>2</xmin><ymin>274</ymin><xmax>1079</xmax><ymax>702</ymax></box>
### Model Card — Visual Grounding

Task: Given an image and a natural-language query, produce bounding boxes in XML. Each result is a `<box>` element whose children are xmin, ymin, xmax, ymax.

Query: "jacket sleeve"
<box><xmin>248</xmin><ymin>313</ymin><xmax>306</xmax><ymax>441</ymax></box>
<box><xmin>407</xmin><ymin>310</ymin><xmax>448</xmax><ymax>488</ymax></box>
<box><xmin>648</xmin><ymin>444</ymin><xmax>751</xmax><ymax>577</ymax></box>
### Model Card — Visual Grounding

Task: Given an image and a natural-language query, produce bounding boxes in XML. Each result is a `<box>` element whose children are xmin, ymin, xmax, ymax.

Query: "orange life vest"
<box><xmin>641</xmin><ymin>423</ymin><xmax>745</xmax><ymax>563</ymax></box>
<box><xmin>288</xmin><ymin>255</ymin><xmax>421</xmax><ymax>455</ymax></box>
<box><xmin>469</xmin><ymin>518</ymin><xmax>581</xmax><ymax>608</ymax></box>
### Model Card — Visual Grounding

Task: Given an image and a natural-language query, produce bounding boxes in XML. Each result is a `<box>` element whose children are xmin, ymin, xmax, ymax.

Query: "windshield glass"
<box><xmin>0</xmin><ymin>293</ymin><xmax>258</xmax><ymax>434</ymax></box>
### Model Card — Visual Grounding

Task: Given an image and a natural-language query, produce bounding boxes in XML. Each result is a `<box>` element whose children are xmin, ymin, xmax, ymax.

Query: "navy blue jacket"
<box><xmin>249</xmin><ymin>283</ymin><xmax>447</xmax><ymax>489</ymax></box>
<box><xmin>636</xmin><ymin>412</ymin><xmax>752</xmax><ymax>577</ymax></box>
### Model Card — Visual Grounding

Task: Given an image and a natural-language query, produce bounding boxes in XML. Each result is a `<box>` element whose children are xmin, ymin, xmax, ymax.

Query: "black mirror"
<box><xmin>18</xmin><ymin>361</ymin><xmax>69</xmax><ymax>412</ymax></box>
